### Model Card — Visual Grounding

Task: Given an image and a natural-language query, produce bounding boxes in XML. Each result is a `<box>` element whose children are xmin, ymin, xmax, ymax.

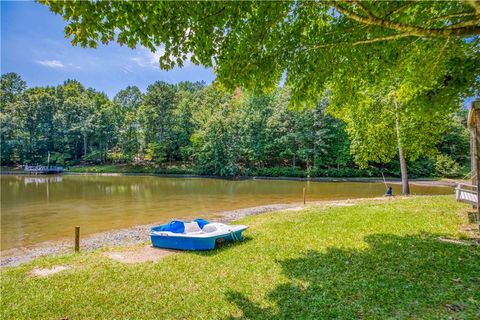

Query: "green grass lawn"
<box><xmin>1</xmin><ymin>196</ymin><xmax>479</xmax><ymax>319</ymax></box>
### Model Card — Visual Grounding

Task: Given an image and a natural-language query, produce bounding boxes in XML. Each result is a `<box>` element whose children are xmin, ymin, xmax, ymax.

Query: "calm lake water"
<box><xmin>1</xmin><ymin>174</ymin><xmax>452</xmax><ymax>251</ymax></box>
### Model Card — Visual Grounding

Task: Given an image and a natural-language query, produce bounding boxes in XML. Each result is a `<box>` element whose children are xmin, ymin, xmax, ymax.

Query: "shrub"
<box><xmin>83</xmin><ymin>150</ymin><xmax>103</xmax><ymax>164</ymax></box>
<box><xmin>144</xmin><ymin>143</ymin><xmax>167</xmax><ymax>164</ymax></box>
<box><xmin>433</xmin><ymin>155</ymin><xmax>460</xmax><ymax>178</ymax></box>
<box><xmin>253</xmin><ymin>167</ymin><xmax>306</xmax><ymax>177</ymax></box>
<box><xmin>50</xmin><ymin>152</ymin><xmax>69</xmax><ymax>166</ymax></box>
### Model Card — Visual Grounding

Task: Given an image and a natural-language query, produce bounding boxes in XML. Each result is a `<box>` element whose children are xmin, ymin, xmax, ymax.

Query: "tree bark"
<box><xmin>471</xmin><ymin>126</ymin><xmax>478</xmax><ymax>186</ymax></box>
<box><xmin>393</xmin><ymin>95</ymin><xmax>410</xmax><ymax>195</ymax></box>
<box><xmin>331</xmin><ymin>2</ymin><xmax>480</xmax><ymax>38</ymax></box>
<box><xmin>83</xmin><ymin>134</ymin><xmax>87</xmax><ymax>158</ymax></box>
<box><xmin>471</xmin><ymin>124</ymin><xmax>478</xmax><ymax>210</ymax></box>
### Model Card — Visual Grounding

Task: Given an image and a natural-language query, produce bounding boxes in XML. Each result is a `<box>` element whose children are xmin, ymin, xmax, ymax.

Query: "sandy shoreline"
<box><xmin>1</xmin><ymin>197</ymin><xmax>402</xmax><ymax>267</ymax></box>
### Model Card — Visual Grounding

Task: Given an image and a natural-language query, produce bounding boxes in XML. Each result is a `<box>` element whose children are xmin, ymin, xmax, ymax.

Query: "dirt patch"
<box><xmin>326</xmin><ymin>202</ymin><xmax>355</xmax><ymax>207</ymax></box>
<box><xmin>103</xmin><ymin>245</ymin><xmax>176</xmax><ymax>264</ymax></box>
<box><xmin>29</xmin><ymin>265</ymin><xmax>70</xmax><ymax>277</ymax></box>
<box><xmin>284</xmin><ymin>206</ymin><xmax>305</xmax><ymax>212</ymax></box>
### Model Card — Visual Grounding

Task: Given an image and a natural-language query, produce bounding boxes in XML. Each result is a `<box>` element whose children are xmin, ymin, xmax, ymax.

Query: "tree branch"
<box><xmin>351</xmin><ymin>33</ymin><xmax>415</xmax><ymax>46</ymax></box>
<box><xmin>331</xmin><ymin>1</ymin><xmax>480</xmax><ymax>38</ymax></box>
<box><xmin>307</xmin><ymin>33</ymin><xmax>414</xmax><ymax>50</ymax></box>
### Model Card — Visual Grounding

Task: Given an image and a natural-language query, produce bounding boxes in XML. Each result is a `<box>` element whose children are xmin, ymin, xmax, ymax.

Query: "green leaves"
<box><xmin>1</xmin><ymin>72</ymin><xmax>469</xmax><ymax>178</ymax></box>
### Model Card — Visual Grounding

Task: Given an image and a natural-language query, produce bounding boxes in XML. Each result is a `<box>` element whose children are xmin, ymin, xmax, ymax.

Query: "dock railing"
<box><xmin>24</xmin><ymin>165</ymin><xmax>64</xmax><ymax>173</ymax></box>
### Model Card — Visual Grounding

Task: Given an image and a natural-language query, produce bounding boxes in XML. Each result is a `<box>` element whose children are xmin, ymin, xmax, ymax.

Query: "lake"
<box><xmin>1</xmin><ymin>174</ymin><xmax>452</xmax><ymax>252</ymax></box>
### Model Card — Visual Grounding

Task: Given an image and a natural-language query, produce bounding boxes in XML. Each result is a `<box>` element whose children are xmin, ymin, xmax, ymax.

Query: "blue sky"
<box><xmin>1</xmin><ymin>1</ymin><xmax>215</xmax><ymax>97</ymax></box>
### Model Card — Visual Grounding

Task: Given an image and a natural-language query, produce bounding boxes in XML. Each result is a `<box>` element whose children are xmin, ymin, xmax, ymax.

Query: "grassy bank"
<box><xmin>1</xmin><ymin>196</ymin><xmax>479</xmax><ymax>319</ymax></box>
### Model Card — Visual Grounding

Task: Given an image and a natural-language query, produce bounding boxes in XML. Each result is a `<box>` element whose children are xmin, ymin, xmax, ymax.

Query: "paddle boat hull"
<box><xmin>150</xmin><ymin>221</ymin><xmax>247</xmax><ymax>251</ymax></box>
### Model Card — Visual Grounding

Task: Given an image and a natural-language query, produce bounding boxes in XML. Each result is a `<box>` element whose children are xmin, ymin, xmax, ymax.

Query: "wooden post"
<box><xmin>303</xmin><ymin>187</ymin><xmax>306</xmax><ymax>205</ymax></box>
<box><xmin>75</xmin><ymin>226</ymin><xmax>80</xmax><ymax>252</ymax></box>
<box><xmin>473</xmin><ymin>103</ymin><xmax>480</xmax><ymax>234</ymax></box>
<box><xmin>471</xmin><ymin>126</ymin><xmax>478</xmax><ymax>186</ymax></box>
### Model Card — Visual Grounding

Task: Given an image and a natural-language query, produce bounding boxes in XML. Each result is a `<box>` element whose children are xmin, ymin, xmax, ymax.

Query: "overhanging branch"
<box><xmin>331</xmin><ymin>1</ymin><xmax>480</xmax><ymax>38</ymax></box>
<box><xmin>307</xmin><ymin>33</ymin><xmax>415</xmax><ymax>50</ymax></box>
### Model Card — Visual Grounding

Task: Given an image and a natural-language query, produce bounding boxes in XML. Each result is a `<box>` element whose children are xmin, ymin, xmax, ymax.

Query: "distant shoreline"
<box><xmin>1</xmin><ymin>168</ymin><xmax>459</xmax><ymax>187</ymax></box>
<box><xmin>66</xmin><ymin>172</ymin><xmax>458</xmax><ymax>187</ymax></box>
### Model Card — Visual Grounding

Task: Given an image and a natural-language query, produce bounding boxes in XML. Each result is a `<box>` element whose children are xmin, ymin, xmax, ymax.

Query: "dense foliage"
<box><xmin>0</xmin><ymin>73</ymin><xmax>469</xmax><ymax>178</ymax></box>
<box><xmin>39</xmin><ymin>0</ymin><xmax>479</xmax><ymax>189</ymax></box>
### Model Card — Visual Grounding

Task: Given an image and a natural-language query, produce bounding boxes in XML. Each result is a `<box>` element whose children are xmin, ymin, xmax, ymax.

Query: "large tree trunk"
<box><xmin>473</xmin><ymin>104</ymin><xmax>480</xmax><ymax>235</ymax></box>
<box><xmin>470</xmin><ymin>123</ymin><xmax>477</xmax><ymax>210</ymax></box>
<box><xmin>393</xmin><ymin>95</ymin><xmax>410</xmax><ymax>195</ymax></box>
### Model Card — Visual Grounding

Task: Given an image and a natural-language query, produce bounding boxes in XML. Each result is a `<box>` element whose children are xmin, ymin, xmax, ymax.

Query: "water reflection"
<box><xmin>23</xmin><ymin>176</ymin><xmax>63</xmax><ymax>185</ymax></box>
<box><xmin>1</xmin><ymin>175</ymin><xmax>452</xmax><ymax>251</ymax></box>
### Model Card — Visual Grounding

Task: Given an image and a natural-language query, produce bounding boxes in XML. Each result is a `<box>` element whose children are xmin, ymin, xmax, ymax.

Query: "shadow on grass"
<box><xmin>226</xmin><ymin>233</ymin><xmax>480</xmax><ymax>319</ymax></box>
<box><xmin>190</xmin><ymin>236</ymin><xmax>254</xmax><ymax>257</ymax></box>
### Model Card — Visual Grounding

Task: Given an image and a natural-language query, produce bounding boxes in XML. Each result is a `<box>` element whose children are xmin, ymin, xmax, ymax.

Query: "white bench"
<box><xmin>455</xmin><ymin>183</ymin><xmax>478</xmax><ymax>205</ymax></box>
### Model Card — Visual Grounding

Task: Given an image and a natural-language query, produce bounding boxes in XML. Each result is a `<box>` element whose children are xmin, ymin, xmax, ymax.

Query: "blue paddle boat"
<box><xmin>150</xmin><ymin>219</ymin><xmax>248</xmax><ymax>251</ymax></box>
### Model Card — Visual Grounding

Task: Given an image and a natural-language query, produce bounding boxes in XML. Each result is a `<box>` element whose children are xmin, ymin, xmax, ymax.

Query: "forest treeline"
<box><xmin>0</xmin><ymin>72</ymin><xmax>469</xmax><ymax>177</ymax></box>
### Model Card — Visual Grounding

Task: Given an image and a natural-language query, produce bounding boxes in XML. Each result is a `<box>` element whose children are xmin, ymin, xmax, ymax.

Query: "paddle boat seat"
<box><xmin>150</xmin><ymin>219</ymin><xmax>248</xmax><ymax>251</ymax></box>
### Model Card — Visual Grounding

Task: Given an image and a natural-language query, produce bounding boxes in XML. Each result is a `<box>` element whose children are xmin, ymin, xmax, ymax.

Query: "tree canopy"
<box><xmin>40</xmin><ymin>0</ymin><xmax>479</xmax><ymax>104</ymax></box>
<box><xmin>19</xmin><ymin>1</ymin><xmax>480</xmax><ymax>186</ymax></box>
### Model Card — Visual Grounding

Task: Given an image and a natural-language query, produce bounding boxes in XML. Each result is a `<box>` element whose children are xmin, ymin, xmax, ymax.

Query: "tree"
<box><xmin>0</xmin><ymin>73</ymin><xmax>26</xmax><ymax>164</ymax></box>
<box><xmin>55</xmin><ymin>80</ymin><xmax>94</xmax><ymax>161</ymax></box>
<box><xmin>89</xmin><ymin>91</ymin><xmax>120</xmax><ymax>163</ymax></box>
<box><xmin>41</xmin><ymin>1</ymin><xmax>479</xmax><ymax>104</ymax></box>
<box><xmin>171</xmin><ymin>90</ymin><xmax>195</xmax><ymax>162</ymax></box>
<box><xmin>118</xmin><ymin>111</ymin><xmax>140</xmax><ymax>162</ymax></box>
<box><xmin>177</xmin><ymin>81</ymin><xmax>206</xmax><ymax>94</ymax></box>
<box><xmin>326</xmin><ymin>35</ymin><xmax>478</xmax><ymax>194</ymax></box>
<box><xmin>437</xmin><ymin>109</ymin><xmax>470</xmax><ymax>165</ymax></box>
<box><xmin>266</xmin><ymin>88</ymin><xmax>350</xmax><ymax>171</ymax></box>
<box><xmin>144</xmin><ymin>142</ymin><xmax>167</xmax><ymax>164</ymax></box>
<box><xmin>113</xmin><ymin>86</ymin><xmax>143</xmax><ymax>111</ymax></box>
<box><xmin>138</xmin><ymin>81</ymin><xmax>177</xmax><ymax>163</ymax></box>
<box><xmin>38</xmin><ymin>1</ymin><xmax>479</xmax><ymax>185</ymax></box>
<box><xmin>189</xmin><ymin>86</ymin><xmax>240</xmax><ymax>175</ymax></box>
<box><xmin>112</xmin><ymin>86</ymin><xmax>143</xmax><ymax>161</ymax></box>
<box><xmin>234</xmin><ymin>91</ymin><xmax>274</xmax><ymax>169</ymax></box>
<box><xmin>0</xmin><ymin>72</ymin><xmax>26</xmax><ymax>106</ymax></box>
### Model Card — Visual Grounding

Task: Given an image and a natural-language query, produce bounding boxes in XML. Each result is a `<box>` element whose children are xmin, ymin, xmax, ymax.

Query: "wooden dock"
<box><xmin>23</xmin><ymin>165</ymin><xmax>64</xmax><ymax>174</ymax></box>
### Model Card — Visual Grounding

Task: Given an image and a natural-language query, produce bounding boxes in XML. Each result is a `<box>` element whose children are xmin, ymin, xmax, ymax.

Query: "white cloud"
<box><xmin>35</xmin><ymin>60</ymin><xmax>65</xmax><ymax>68</ymax></box>
<box><xmin>67</xmin><ymin>63</ymin><xmax>81</xmax><ymax>69</ymax></box>
<box><xmin>131</xmin><ymin>46</ymin><xmax>194</xmax><ymax>69</ymax></box>
<box><xmin>121</xmin><ymin>65</ymin><xmax>134</xmax><ymax>74</ymax></box>
<box><xmin>35</xmin><ymin>60</ymin><xmax>81</xmax><ymax>69</ymax></box>
<box><xmin>131</xmin><ymin>47</ymin><xmax>165</xmax><ymax>69</ymax></box>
